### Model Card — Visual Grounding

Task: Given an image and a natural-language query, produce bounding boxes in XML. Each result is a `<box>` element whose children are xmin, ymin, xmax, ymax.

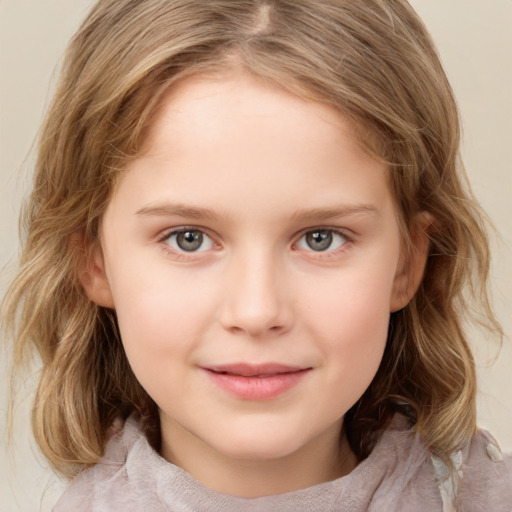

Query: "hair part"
<box><xmin>2</xmin><ymin>0</ymin><xmax>502</xmax><ymax>478</ymax></box>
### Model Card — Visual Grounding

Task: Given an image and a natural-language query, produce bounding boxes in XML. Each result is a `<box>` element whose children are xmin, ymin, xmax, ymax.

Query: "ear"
<box><xmin>71</xmin><ymin>234</ymin><xmax>115</xmax><ymax>309</ymax></box>
<box><xmin>390</xmin><ymin>212</ymin><xmax>433</xmax><ymax>312</ymax></box>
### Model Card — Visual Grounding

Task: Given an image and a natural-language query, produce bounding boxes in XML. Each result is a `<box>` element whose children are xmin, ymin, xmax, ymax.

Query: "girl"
<box><xmin>3</xmin><ymin>0</ymin><xmax>511</xmax><ymax>510</ymax></box>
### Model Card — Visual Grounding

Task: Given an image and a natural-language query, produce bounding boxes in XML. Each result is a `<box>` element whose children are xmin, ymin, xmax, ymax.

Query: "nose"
<box><xmin>219</xmin><ymin>250</ymin><xmax>293</xmax><ymax>338</ymax></box>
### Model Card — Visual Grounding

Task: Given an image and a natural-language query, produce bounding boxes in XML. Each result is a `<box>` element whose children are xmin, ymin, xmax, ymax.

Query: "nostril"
<box><xmin>218</xmin><ymin>274</ymin><xmax>293</xmax><ymax>337</ymax></box>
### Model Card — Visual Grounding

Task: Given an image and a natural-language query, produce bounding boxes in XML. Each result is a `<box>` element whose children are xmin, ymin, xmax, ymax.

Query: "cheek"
<box><xmin>325</xmin><ymin>293</ymin><xmax>389</xmax><ymax>373</ymax></box>
<box><xmin>117</xmin><ymin>292</ymin><xmax>207</xmax><ymax>344</ymax></box>
<box><xmin>110</xmin><ymin>251</ymin><xmax>212</xmax><ymax>337</ymax></box>
<box><xmin>307</xmin><ymin>268</ymin><xmax>394</xmax><ymax>392</ymax></box>
<box><xmin>110</xmin><ymin>268</ymin><xmax>215</xmax><ymax>384</ymax></box>
<box><xmin>309</xmin><ymin>260</ymin><xmax>395</xmax><ymax>336</ymax></box>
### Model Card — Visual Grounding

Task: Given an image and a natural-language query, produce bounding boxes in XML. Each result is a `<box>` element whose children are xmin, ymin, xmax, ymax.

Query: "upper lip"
<box><xmin>204</xmin><ymin>363</ymin><xmax>310</xmax><ymax>377</ymax></box>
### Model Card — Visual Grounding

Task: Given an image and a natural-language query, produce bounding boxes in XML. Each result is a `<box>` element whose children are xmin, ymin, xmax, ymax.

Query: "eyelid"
<box><xmin>158</xmin><ymin>226</ymin><xmax>219</xmax><ymax>255</ymax></box>
<box><xmin>158</xmin><ymin>225</ymin><xmax>215</xmax><ymax>240</ymax></box>
<box><xmin>293</xmin><ymin>227</ymin><xmax>353</xmax><ymax>252</ymax></box>
<box><xmin>155</xmin><ymin>225</ymin><xmax>353</xmax><ymax>259</ymax></box>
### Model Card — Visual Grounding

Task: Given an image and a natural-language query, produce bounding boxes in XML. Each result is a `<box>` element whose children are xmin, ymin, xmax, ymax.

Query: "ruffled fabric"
<box><xmin>53</xmin><ymin>415</ymin><xmax>512</xmax><ymax>512</ymax></box>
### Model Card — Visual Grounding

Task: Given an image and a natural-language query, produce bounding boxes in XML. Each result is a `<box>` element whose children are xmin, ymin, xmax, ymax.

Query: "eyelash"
<box><xmin>157</xmin><ymin>226</ymin><xmax>353</xmax><ymax>259</ymax></box>
<box><xmin>293</xmin><ymin>228</ymin><xmax>352</xmax><ymax>257</ymax></box>
<box><xmin>158</xmin><ymin>227</ymin><xmax>218</xmax><ymax>259</ymax></box>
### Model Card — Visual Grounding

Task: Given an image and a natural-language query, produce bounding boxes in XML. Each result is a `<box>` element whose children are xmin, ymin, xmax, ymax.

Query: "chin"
<box><xmin>207</xmin><ymin>423</ymin><xmax>314</xmax><ymax>462</ymax></box>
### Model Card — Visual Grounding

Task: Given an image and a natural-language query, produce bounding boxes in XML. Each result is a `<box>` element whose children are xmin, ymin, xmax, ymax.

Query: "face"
<box><xmin>87</xmin><ymin>71</ymin><xmax>423</xmax><ymax>487</ymax></box>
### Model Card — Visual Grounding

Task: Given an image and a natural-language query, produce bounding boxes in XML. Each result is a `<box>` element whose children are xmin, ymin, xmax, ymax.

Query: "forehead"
<box><xmin>107</xmin><ymin>71</ymin><xmax>395</xmax><ymax>226</ymax></box>
<box><xmin>140</xmin><ymin>70</ymin><xmax>350</xmax><ymax>154</ymax></box>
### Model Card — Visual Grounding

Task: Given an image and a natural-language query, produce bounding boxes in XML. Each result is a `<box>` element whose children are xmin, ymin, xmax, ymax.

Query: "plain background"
<box><xmin>1</xmin><ymin>1</ymin><xmax>511</xmax><ymax>510</ymax></box>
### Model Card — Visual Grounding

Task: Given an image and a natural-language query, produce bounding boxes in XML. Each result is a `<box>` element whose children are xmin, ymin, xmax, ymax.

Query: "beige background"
<box><xmin>1</xmin><ymin>1</ymin><xmax>511</xmax><ymax>510</ymax></box>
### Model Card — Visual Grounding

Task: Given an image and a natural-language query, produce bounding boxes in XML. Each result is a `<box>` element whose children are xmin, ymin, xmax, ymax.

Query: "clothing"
<box><xmin>53</xmin><ymin>416</ymin><xmax>512</xmax><ymax>512</ymax></box>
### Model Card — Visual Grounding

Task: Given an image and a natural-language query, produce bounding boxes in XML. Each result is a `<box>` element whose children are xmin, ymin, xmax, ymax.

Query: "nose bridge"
<box><xmin>220</xmin><ymin>244</ymin><xmax>292</xmax><ymax>337</ymax></box>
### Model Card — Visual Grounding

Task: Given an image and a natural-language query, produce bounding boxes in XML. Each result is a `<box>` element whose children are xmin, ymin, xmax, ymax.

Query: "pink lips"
<box><xmin>203</xmin><ymin>363</ymin><xmax>311</xmax><ymax>400</ymax></box>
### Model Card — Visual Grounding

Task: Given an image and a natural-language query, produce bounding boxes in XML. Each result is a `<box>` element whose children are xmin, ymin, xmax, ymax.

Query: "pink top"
<box><xmin>54</xmin><ymin>415</ymin><xmax>512</xmax><ymax>511</ymax></box>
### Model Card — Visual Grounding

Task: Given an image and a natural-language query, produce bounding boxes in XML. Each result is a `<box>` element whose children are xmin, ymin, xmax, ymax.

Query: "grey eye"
<box><xmin>166</xmin><ymin>229</ymin><xmax>213</xmax><ymax>252</ymax></box>
<box><xmin>305</xmin><ymin>230</ymin><xmax>332</xmax><ymax>251</ymax></box>
<box><xmin>297</xmin><ymin>229</ymin><xmax>347</xmax><ymax>252</ymax></box>
<box><xmin>176</xmin><ymin>230</ymin><xmax>203</xmax><ymax>251</ymax></box>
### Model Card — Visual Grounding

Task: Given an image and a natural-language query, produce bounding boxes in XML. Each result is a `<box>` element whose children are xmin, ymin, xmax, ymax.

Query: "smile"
<box><xmin>202</xmin><ymin>364</ymin><xmax>312</xmax><ymax>400</ymax></box>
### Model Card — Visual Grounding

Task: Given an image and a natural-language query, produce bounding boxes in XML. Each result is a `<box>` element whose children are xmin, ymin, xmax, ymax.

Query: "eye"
<box><xmin>296</xmin><ymin>229</ymin><xmax>348</xmax><ymax>252</ymax></box>
<box><xmin>164</xmin><ymin>228</ymin><xmax>214</xmax><ymax>252</ymax></box>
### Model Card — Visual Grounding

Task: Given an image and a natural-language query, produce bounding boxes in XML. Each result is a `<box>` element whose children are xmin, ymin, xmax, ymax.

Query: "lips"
<box><xmin>202</xmin><ymin>363</ymin><xmax>311</xmax><ymax>400</ymax></box>
<box><xmin>207</xmin><ymin>363</ymin><xmax>307</xmax><ymax>377</ymax></box>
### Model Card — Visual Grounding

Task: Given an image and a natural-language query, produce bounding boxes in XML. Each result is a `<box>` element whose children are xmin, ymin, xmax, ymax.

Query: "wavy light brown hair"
<box><xmin>2</xmin><ymin>0</ymin><xmax>501</xmax><ymax>478</ymax></box>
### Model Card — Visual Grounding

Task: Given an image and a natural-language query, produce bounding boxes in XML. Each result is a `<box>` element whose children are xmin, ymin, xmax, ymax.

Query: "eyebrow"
<box><xmin>136</xmin><ymin>203</ymin><xmax>222</xmax><ymax>222</ymax></box>
<box><xmin>135</xmin><ymin>202</ymin><xmax>379</xmax><ymax>222</ymax></box>
<box><xmin>290</xmin><ymin>204</ymin><xmax>380</xmax><ymax>223</ymax></box>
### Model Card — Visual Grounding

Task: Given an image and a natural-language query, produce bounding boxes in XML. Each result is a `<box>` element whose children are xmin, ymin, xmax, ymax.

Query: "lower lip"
<box><xmin>204</xmin><ymin>369</ymin><xmax>310</xmax><ymax>400</ymax></box>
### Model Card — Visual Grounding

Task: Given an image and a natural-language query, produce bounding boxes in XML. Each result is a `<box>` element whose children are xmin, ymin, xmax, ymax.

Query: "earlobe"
<box><xmin>72</xmin><ymin>235</ymin><xmax>115</xmax><ymax>309</ymax></box>
<box><xmin>390</xmin><ymin>212</ymin><xmax>433</xmax><ymax>312</ymax></box>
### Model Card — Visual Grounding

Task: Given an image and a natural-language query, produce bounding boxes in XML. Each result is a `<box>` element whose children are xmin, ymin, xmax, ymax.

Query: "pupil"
<box><xmin>177</xmin><ymin>230</ymin><xmax>203</xmax><ymax>251</ymax></box>
<box><xmin>306</xmin><ymin>230</ymin><xmax>332</xmax><ymax>251</ymax></box>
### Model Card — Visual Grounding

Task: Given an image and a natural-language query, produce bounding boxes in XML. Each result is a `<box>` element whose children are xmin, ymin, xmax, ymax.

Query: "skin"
<box><xmin>82</xmin><ymin>71</ymin><xmax>429</xmax><ymax>497</ymax></box>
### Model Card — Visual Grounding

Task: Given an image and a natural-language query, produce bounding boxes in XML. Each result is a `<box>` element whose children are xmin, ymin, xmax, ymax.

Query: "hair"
<box><xmin>2</xmin><ymin>0</ymin><xmax>502</xmax><ymax>478</ymax></box>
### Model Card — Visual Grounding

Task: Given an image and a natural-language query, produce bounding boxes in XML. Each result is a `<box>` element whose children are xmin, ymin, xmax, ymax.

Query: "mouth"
<box><xmin>206</xmin><ymin>363</ymin><xmax>309</xmax><ymax>377</ymax></box>
<box><xmin>202</xmin><ymin>363</ymin><xmax>312</xmax><ymax>400</ymax></box>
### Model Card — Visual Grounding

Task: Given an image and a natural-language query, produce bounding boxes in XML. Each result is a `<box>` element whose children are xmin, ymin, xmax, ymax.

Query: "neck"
<box><xmin>159</xmin><ymin>415</ymin><xmax>358</xmax><ymax>498</ymax></box>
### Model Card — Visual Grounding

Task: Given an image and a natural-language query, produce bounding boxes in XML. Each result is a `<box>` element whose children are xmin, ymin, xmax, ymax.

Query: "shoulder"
<box><xmin>52</xmin><ymin>416</ymin><xmax>165</xmax><ymax>512</ymax></box>
<box><xmin>368</xmin><ymin>417</ymin><xmax>512</xmax><ymax>511</ymax></box>
<box><xmin>457</xmin><ymin>429</ymin><xmax>512</xmax><ymax>511</ymax></box>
